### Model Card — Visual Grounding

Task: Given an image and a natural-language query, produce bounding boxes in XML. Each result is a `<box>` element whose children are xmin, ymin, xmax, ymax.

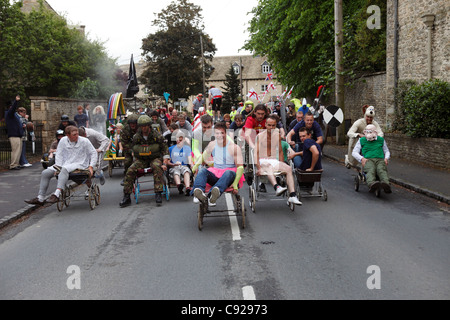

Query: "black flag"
<box><xmin>126</xmin><ymin>54</ymin><xmax>140</xmax><ymax>98</ymax></box>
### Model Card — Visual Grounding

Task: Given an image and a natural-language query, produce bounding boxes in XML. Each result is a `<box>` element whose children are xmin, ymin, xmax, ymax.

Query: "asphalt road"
<box><xmin>0</xmin><ymin>158</ymin><xmax>449</xmax><ymax>301</ymax></box>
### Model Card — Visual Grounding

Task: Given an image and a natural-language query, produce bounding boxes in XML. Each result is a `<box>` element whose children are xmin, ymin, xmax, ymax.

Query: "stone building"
<box><xmin>206</xmin><ymin>55</ymin><xmax>284</xmax><ymax>104</ymax></box>
<box><xmin>385</xmin><ymin>0</ymin><xmax>449</xmax><ymax>129</ymax></box>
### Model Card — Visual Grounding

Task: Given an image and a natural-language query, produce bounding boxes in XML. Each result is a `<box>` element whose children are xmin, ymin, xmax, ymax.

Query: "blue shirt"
<box><xmin>292</xmin><ymin>121</ymin><xmax>323</xmax><ymax>147</ymax></box>
<box><xmin>300</xmin><ymin>139</ymin><xmax>322</xmax><ymax>171</ymax></box>
<box><xmin>169</xmin><ymin>144</ymin><xmax>192</xmax><ymax>166</ymax></box>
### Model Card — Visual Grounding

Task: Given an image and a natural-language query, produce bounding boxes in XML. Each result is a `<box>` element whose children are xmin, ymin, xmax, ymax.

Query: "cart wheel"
<box><xmin>108</xmin><ymin>162</ymin><xmax>113</xmax><ymax>177</ymax></box>
<box><xmin>56</xmin><ymin>192</ymin><xmax>64</xmax><ymax>212</ymax></box>
<box><xmin>323</xmin><ymin>190</ymin><xmax>328</xmax><ymax>201</ymax></box>
<box><xmin>64</xmin><ymin>186</ymin><xmax>72</xmax><ymax>207</ymax></box>
<box><xmin>240</xmin><ymin>196</ymin><xmax>246</xmax><ymax>229</ymax></box>
<box><xmin>198</xmin><ymin>204</ymin><xmax>205</xmax><ymax>231</ymax></box>
<box><xmin>375</xmin><ymin>188</ymin><xmax>381</xmax><ymax>198</ymax></box>
<box><xmin>354</xmin><ymin>176</ymin><xmax>360</xmax><ymax>192</ymax></box>
<box><xmin>250</xmin><ymin>188</ymin><xmax>256</xmax><ymax>213</ymax></box>
<box><xmin>135</xmin><ymin>184</ymin><xmax>140</xmax><ymax>204</ymax></box>
<box><xmin>88</xmin><ymin>187</ymin><xmax>96</xmax><ymax>210</ymax></box>
<box><xmin>94</xmin><ymin>184</ymin><xmax>101</xmax><ymax>205</ymax></box>
<box><xmin>289</xmin><ymin>200</ymin><xmax>295</xmax><ymax>212</ymax></box>
<box><xmin>164</xmin><ymin>185</ymin><xmax>170</xmax><ymax>201</ymax></box>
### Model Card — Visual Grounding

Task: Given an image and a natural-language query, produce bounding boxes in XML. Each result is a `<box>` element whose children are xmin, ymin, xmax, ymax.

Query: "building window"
<box><xmin>232</xmin><ymin>62</ymin><xmax>240</xmax><ymax>75</ymax></box>
<box><xmin>262</xmin><ymin>61</ymin><xmax>270</xmax><ymax>74</ymax></box>
<box><xmin>261</xmin><ymin>85</ymin><xmax>268</xmax><ymax>92</ymax></box>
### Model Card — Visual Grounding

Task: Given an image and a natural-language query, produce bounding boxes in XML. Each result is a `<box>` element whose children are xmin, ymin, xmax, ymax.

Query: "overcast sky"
<box><xmin>46</xmin><ymin>0</ymin><xmax>258</xmax><ymax>65</ymax></box>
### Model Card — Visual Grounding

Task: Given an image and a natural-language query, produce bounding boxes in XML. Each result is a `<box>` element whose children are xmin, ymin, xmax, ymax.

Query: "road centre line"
<box><xmin>242</xmin><ymin>286</ymin><xmax>256</xmax><ymax>300</ymax></box>
<box><xmin>225</xmin><ymin>193</ymin><xmax>241</xmax><ymax>241</ymax></box>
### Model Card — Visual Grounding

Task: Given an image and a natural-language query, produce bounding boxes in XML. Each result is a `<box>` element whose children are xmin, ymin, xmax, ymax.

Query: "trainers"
<box><xmin>45</xmin><ymin>194</ymin><xmax>59</xmax><ymax>204</ymax></box>
<box><xmin>209</xmin><ymin>187</ymin><xmax>220</xmax><ymax>207</ymax></box>
<box><xmin>381</xmin><ymin>182</ymin><xmax>392</xmax><ymax>194</ymax></box>
<box><xmin>185</xmin><ymin>187</ymin><xmax>192</xmax><ymax>197</ymax></box>
<box><xmin>288</xmin><ymin>196</ymin><xmax>302</xmax><ymax>205</ymax></box>
<box><xmin>276</xmin><ymin>185</ymin><xmax>287</xmax><ymax>196</ymax></box>
<box><xmin>258</xmin><ymin>183</ymin><xmax>267</xmax><ymax>193</ymax></box>
<box><xmin>177</xmin><ymin>184</ymin><xmax>184</xmax><ymax>195</ymax></box>
<box><xmin>23</xmin><ymin>163</ymin><xmax>32</xmax><ymax>168</ymax></box>
<box><xmin>194</xmin><ymin>188</ymin><xmax>207</xmax><ymax>203</ymax></box>
<box><xmin>369</xmin><ymin>181</ymin><xmax>380</xmax><ymax>193</ymax></box>
<box><xmin>99</xmin><ymin>172</ymin><xmax>105</xmax><ymax>186</ymax></box>
<box><xmin>25</xmin><ymin>197</ymin><xmax>44</xmax><ymax>206</ymax></box>
<box><xmin>193</xmin><ymin>197</ymin><xmax>200</xmax><ymax>204</ymax></box>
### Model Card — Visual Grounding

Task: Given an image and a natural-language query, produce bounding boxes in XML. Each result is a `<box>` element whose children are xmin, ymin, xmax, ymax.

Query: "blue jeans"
<box><xmin>20</xmin><ymin>140</ymin><xmax>29</xmax><ymax>165</ymax></box>
<box><xmin>193</xmin><ymin>168</ymin><xmax>236</xmax><ymax>195</ymax></box>
<box><xmin>293</xmin><ymin>144</ymin><xmax>303</xmax><ymax>169</ymax></box>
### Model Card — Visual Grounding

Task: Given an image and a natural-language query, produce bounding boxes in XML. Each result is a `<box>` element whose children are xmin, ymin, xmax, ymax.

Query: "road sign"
<box><xmin>323</xmin><ymin>105</ymin><xmax>344</xmax><ymax>128</ymax></box>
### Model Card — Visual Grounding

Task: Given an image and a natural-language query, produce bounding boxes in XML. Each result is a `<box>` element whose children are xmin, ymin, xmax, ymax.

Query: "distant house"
<box><xmin>21</xmin><ymin>0</ymin><xmax>86</xmax><ymax>36</ymax></box>
<box><xmin>206</xmin><ymin>55</ymin><xmax>284</xmax><ymax>104</ymax></box>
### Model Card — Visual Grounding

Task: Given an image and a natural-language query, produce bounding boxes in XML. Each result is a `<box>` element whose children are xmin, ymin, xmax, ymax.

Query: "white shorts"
<box><xmin>169</xmin><ymin>165</ymin><xmax>191</xmax><ymax>177</ymax></box>
<box><xmin>259</xmin><ymin>158</ymin><xmax>279</xmax><ymax>168</ymax></box>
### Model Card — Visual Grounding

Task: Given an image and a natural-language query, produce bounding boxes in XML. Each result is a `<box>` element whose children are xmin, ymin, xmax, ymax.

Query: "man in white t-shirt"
<box><xmin>208</xmin><ymin>85</ymin><xmax>223</xmax><ymax>122</ymax></box>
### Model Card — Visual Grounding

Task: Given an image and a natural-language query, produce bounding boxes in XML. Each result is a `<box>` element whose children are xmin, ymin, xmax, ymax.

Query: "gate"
<box><xmin>0</xmin><ymin>120</ymin><xmax>43</xmax><ymax>169</ymax></box>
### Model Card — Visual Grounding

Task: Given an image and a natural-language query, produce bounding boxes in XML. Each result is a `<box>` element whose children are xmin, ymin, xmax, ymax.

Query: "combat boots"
<box><xmin>120</xmin><ymin>194</ymin><xmax>131</xmax><ymax>208</ymax></box>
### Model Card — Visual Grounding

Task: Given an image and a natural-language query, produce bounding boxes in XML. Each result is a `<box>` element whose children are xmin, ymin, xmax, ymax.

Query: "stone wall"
<box><xmin>344</xmin><ymin>72</ymin><xmax>387</xmax><ymax>128</ymax></box>
<box><xmin>385</xmin><ymin>133</ymin><xmax>450</xmax><ymax>170</ymax></box>
<box><xmin>30</xmin><ymin>97</ymin><xmax>107</xmax><ymax>151</ymax></box>
<box><xmin>386</xmin><ymin>0</ymin><xmax>450</xmax><ymax>128</ymax></box>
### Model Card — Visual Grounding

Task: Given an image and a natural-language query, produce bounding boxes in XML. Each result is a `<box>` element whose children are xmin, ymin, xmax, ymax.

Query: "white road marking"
<box><xmin>225</xmin><ymin>193</ymin><xmax>241</xmax><ymax>241</ymax></box>
<box><xmin>242</xmin><ymin>286</ymin><xmax>256</xmax><ymax>300</ymax></box>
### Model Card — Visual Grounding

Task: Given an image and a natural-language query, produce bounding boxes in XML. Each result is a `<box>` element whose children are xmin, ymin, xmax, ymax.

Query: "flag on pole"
<box><xmin>286</xmin><ymin>86</ymin><xmax>294</xmax><ymax>99</ymax></box>
<box><xmin>247</xmin><ymin>88</ymin><xmax>259</xmax><ymax>101</ymax></box>
<box><xmin>265</xmin><ymin>70</ymin><xmax>273</xmax><ymax>81</ymax></box>
<box><xmin>126</xmin><ymin>54</ymin><xmax>140</xmax><ymax>99</ymax></box>
<box><xmin>163</xmin><ymin>92</ymin><xmax>171</xmax><ymax>103</ymax></box>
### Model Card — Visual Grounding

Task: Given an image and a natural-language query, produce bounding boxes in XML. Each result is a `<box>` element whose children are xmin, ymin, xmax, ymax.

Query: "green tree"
<box><xmin>244</xmin><ymin>0</ymin><xmax>386</xmax><ymax>99</ymax></box>
<box><xmin>221</xmin><ymin>65</ymin><xmax>241</xmax><ymax>114</ymax></box>
<box><xmin>0</xmin><ymin>0</ymin><xmax>125</xmax><ymax>107</ymax></box>
<box><xmin>141</xmin><ymin>0</ymin><xmax>216</xmax><ymax>101</ymax></box>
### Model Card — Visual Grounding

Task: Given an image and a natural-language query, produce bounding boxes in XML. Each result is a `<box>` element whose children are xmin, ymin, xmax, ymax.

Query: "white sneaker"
<box><xmin>208</xmin><ymin>199</ymin><xmax>217</xmax><ymax>207</ymax></box>
<box><xmin>193</xmin><ymin>197</ymin><xmax>200</xmax><ymax>204</ymax></box>
<box><xmin>23</xmin><ymin>163</ymin><xmax>32</xmax><ymax>167</ymax></box>
<box><xmin>193</xmin><ymin>188</ymin><xmax>207</xmax><ymax>203</ymax></box>
<box><xmin>276</xmin><ymin>186</ymin><xmax>287</xmax><ymax>196</ymax></box>
<box><xmin>209</xmin><ymin>187</ymin><xmax>220</xmax><ymax>207</ymax></box>
<box><xmin>288</xmin><ymin>196</ymin><xmax>302</xmax><ymax>205</ymax></box>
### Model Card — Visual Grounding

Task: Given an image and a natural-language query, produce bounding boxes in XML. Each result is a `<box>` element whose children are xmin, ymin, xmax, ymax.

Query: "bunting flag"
<box><xmin>280</xmin><ymin>87</ymin><xmax>288</xmax><ymax>99</ymax></box>
<box><xmin>247</xmin><ymin>88</ymin><xmax>259</xmax><ymax>101</ymax></box>
<box><xmin>268</xmin><ymin>82</ymin><xmax>276</xmax><ymax>91</ymax></box>
<box><xmin>265</xmin><ymin>70</ymin><xmax>273</xmax><ymax>81</ymax></box>
<box><xmin>286</xmin><ymin>86</ymin><xmax>295</xmax><ymax>99</ymax></box>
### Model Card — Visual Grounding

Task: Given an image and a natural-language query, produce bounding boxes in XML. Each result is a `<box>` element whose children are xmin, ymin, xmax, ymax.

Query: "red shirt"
<box><xmin>243</xmin><ymin>116</ymin><xmax>266</xmax><ymax>134</ymax></box>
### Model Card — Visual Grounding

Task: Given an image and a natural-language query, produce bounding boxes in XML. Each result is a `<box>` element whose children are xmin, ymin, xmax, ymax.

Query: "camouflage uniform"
<box><xmin>121</xmin><ymin>123</ymin><xmax>138</xmax><ymax>175</ymax></box>
<box><xmin>123</xmin><ymin>128</ymin><xmax>169</xmax><ymax>195</ymax></box>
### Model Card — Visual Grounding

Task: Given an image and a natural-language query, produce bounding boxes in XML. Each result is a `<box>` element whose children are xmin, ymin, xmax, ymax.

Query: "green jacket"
<box><xmin>132</xmin><ymin>129</ymin><xmax>169</xmax><ymax>161</ymax></box>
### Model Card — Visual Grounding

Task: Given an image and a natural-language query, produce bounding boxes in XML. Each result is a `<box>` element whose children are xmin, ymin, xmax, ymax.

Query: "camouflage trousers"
<box><xmin>124</xmin><ymin>151</ymin><xmax>134</xmax><ymax>175</ymax></box>
<box><xmin>123</xmin><ymin>158</ymin><xmax>165</xmax><ymax>195</ymax></box>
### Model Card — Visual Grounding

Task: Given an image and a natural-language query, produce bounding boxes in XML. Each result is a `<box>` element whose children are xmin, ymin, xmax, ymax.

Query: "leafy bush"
<box><xmin>398</xmin><ymin>79</ymin><xmax>450</xmax><ymax>139</ymax></box>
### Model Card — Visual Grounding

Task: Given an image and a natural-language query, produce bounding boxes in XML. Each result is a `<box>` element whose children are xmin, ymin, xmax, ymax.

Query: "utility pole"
<box><xmin>335</xmin><ymin>0</ymin><xmax>345</xmax><ymax>144</ymax></box>
<box><xmin>200</xmin><ymin>34</ymin><xmax>206</xmax><ymax>97</ymax></box>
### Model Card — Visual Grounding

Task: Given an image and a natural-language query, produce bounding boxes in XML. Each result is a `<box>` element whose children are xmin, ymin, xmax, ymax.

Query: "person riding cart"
<box><xmin>119</xmin><ymin>115</ymin><xmax>170</xmax><ymax>208</ymax></box>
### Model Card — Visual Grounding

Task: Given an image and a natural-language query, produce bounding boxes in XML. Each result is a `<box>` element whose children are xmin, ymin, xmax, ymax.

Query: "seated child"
<box><xmin>169</xmin><ymin>130</ymin><xmax>193</xmax><ymax>196</ymax></box>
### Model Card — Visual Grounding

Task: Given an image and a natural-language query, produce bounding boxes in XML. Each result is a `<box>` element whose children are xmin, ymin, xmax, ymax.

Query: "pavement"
<box><xmin>0</xmin><ymin>143</ymin><xmax>449</xmax><ymax>230</ymax></box>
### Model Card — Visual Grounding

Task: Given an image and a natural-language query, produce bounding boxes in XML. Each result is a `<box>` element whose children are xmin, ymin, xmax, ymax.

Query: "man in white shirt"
<box><xmin>208</xmin><ymin>85</ymin><xmax>223</xmax><ymax>123</ymax></box>
<box><xmin>79</xmin><ymin>126</ymin><xmax>110</xmax><ymax>185</ymax></box>
<box><xmin>25</xmin><ymin>126</ymin><xmax>98</xmax><ymax>206</ymax></box>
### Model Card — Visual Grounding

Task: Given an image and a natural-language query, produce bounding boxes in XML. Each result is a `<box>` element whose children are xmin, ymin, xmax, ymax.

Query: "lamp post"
<box><xmin>421</xmin><ymin>14</ymin><xmax>435</xmax><ymax>79</ymax></box>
